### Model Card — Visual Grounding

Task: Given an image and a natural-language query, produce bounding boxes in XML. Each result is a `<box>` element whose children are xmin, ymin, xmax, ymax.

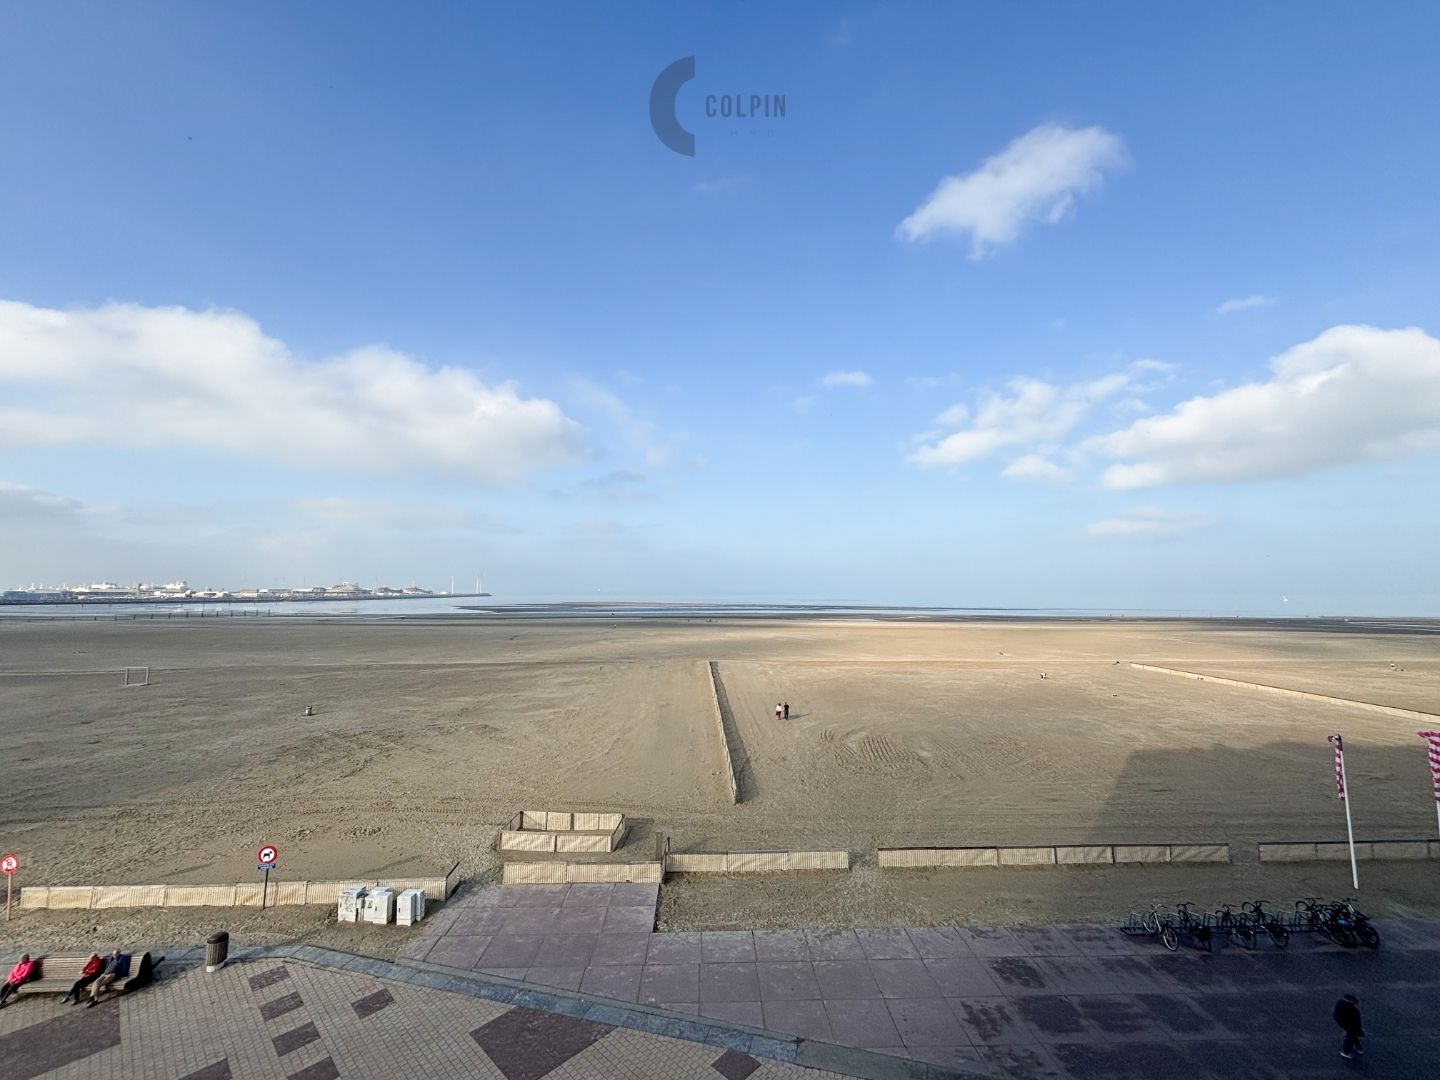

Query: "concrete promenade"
<box><xmin>404</xmin><ymin>884</ymin><xmax>1440</xmax><ymax>1079</ymax></box>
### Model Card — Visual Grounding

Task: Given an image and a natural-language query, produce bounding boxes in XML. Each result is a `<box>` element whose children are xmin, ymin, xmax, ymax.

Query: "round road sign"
<box><xmin>1</xmin><ymin>854</ymin><xmax>17</xmax><ymax>875</ymax></box>
<box><xmin>257</xmin><ymin>845</ymin><xmax>278</xmax><ymax>866</ymax></box>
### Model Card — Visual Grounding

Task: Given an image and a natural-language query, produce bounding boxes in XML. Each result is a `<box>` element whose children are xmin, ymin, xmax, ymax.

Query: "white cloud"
<box><xmin>0</xmin><ymin>300</ymin><xmax>584</xmax><ymax>483</ymax></box>
<box><xmin>908</xmin><ymin>361</ymin><xmax>1162</xmax><ymax>469</ymax></box>
<box><xmin>0</xmin><ymin>480</ymin><xmax>109</xmax><ymax>524</ymax></box>
<box><xmin>1001</xmin><ymin>454</ymin><xmax>1073</xmax><ymax>483</ymax></box>
<box><xmin>566</xmin><ymin>377</ymin><xmax>678</xmax><ymax>469</ymax></box>
<box><xmin>821</xmin><ymin>370</ymin><xmax>873</xmax><ymax>389</ymax></box>
<box><xmin>1216</xmin><ymin>294</ymin><xmax>1275</xmax><ymax>316</ymax></box>
<box><xmin>1086</xmin><ymin>507</ymin><xmax>1212</xmax><ymax>537</ymax></box>
<box><xmin>1090</xmin><ymin>325</ymin><xmax>1440</xmax><ymax>489</ymax></box>
<box><xmin>897</xmin><ymin>124</ymin><xmax>1127</xmax><ymax>256</ymax></box>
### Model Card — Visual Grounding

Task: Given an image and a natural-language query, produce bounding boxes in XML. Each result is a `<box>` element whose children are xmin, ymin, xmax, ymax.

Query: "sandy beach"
<box><xmin>2</xmin><ymin>614</ymin><xmax>1437</xmax><ymax>952</ymax></box>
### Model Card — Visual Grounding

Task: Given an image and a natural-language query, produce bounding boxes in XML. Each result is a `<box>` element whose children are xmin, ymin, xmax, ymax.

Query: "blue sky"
<box><xmin>2</xmin><ymin>3</ymin><xmax>1438</xmax><ymax>611</ymax></box>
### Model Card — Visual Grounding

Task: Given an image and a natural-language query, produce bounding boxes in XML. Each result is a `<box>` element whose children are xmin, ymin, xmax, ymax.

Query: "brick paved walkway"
<box><xmin>0</xmin><ymin>950</ymin><xmax>860</xmax><ymax>1080</ymax></box>
<box><xmin>404</xmin><ymin>884</ymin><xmax>1440</xmax><ymax>1078</ymax></box>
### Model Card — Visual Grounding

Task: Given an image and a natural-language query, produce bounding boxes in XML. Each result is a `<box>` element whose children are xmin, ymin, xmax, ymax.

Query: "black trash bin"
<box><xmin>206</xmin><ymin>931</ymin><xmax>229</xmax><ymax>972</ymax></box>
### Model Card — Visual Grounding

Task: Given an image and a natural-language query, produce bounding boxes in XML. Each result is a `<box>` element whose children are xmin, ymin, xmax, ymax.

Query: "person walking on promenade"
<box><xmin>783</xmin><ymin>701</ymin><xmax>790</xmax><ymax>720</ymax></box>
<box><xmin>1334</xmin><ymin>993</ymin><xmax>1364</xmax><ymax>1058</ymax></box>
<box><xmin>61</xmin><ymin>954</ymin><xmax>104</xmax><ymax>1004</ymax></box>
<box><xmin>0</xmin><ymin>954</ymin><xmax>38</xmax><ymax>1006</ymax></box>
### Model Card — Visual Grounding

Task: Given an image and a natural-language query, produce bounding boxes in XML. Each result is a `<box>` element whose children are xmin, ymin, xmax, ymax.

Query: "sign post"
<box><xmin>1</xmin><ymin>854</ymin><xmax>18</xmax><ymax>921</ymax></box>
<box><xmin>257</xmin><ymin>845</ymin><xmax>278</xmax><ymax>910</ymax></box>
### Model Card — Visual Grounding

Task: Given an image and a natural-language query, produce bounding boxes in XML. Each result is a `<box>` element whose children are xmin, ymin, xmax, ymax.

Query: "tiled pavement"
<box><xmin>403</xmin><ymin>884</ymin><xmax>1440</xmax><ymax>1079</ymax></box>
<box><xmin>0</xmin><ymin>949</ymin><xmax>860</xmax><ymax>1080</ymax></box>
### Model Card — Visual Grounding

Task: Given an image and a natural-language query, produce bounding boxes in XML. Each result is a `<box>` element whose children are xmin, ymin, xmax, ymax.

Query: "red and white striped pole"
<box><xmin>1328</xmin><ymin>734</ymin><xmax>1359</xmax><ymax>891</ymax></box>
<box><xmin>1419</xmin><ymin>731</ymin><xmax>1440</xmax><ymax>843</ymax></box>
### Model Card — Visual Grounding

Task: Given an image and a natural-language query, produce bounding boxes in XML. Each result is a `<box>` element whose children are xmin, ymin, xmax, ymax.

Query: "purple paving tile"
<box><xmin>975</xmin><ymin>1043</ymin><xmax>1068</xmax><ymax>1080</ymax></box>
<box><xmin>533</xmin><ymin>934</ymin><xmax>598</xmax><ymax>967</ymax></box>
<box><xmin>610</xmin><ymin>883</ymin><xmax>659</xmax><ymax>906</ymax></box>
<box><xmin>453</xmin><ymin>908</ymin><xmax>509</xmax><ymax>934</ymax></box>
<box><xmin>902</xmin><ymin>1045</ymin><xmax>994</xmax><ymax>1073</ymax></box>
<box><xmin>1010</xmin><ymin>926</ymin><xmax>1082</xmax><ymax>956</ymax></box>
<box><xmin>700</xmin><ymin>962</ymin><xmax>761</xmax><ymax>1002</ymax></box>
<box><xmin>984</xmin><ymin>956</ymin><xmax>1052</xmax><ymax>994</ymax></box>
<box><xmin>1131</xmin><ymin>994</ymin><xmax>1222</xmax><ymax>1039</ymax></box>
<box><xmin>823</xmin><ymin>998</ymin><xmax>902</xmax><ymax>1047</ymax></box>
<box><xmin>472</xmin><ymin>1005</ymin><xmax>612</xmax><ymax>1080</ymax></box>
<box><xmin>1058</xmin><ymin>924</ymin><xmax>1130</xmax><ymax>956</ymax></box>
<box><xmin>249</xmin><ymin>966</ymin><xmax>291</xmax><ymax>991</ymax></box>
<box><xmin>700</xmin><ymin>1001</ymin><xmax>765</xmax><ymax>1026</ymax></box>
<box><xmin>259</xmin><ymin>992</ymin><xmax>304</xmax><ymax>1021</ymax></box>
<box><xmin>180</xmin><ymin>1062</ymin><xmax>232</xmax><ymax>1080</ymax></box>
<box><xmin>601</xmin><ymin>905</ymin><xmax>656</xmax><ymax>934</ymax></box>
<box><xmin>1070</xmin><ymin>994</ymin><xmax>1170</xmax><ymax>1039</ymax></box>
<box><xmin>553</xmin><ymin>907</ymin><xmax>607</xmax><ymax>934</ymax></box>
<box><xmin>712</xmin><ymin>1048</ymin><xmax>761</xmax><ymax>1080</ymax></box>
<box><xmin>470</xmin><ymin>886</ymin><xmax>522</xmax><ymax>907</ymax></box>
<box><xmin>427</xmin><ymin>933</ymin><xmax>492</xmax><ymax>970</ymax></box>
<box><xmin>702</xmin><ymin>931</ymin><xmax>757</xmax><ymax>962</ymax></box>
<box><xmin>813</xmin><ymin>959</ymin><xmax>882</xmax><ymax>999</ymax></box>
<box><xmin>906</xmin><ymin>927</ymin><xmax>973</xmax><ymax>959</ymax></box>
<box><xmin>639</xmin><ymin>964</ymin><xmax>700</xmax><ymax>1004</ymax></box>
<box><xmin>477</xmin><ymin>934</ymin><xmax>545</xmax><ymax>969</ymax></box>
<box><xmin>1013</xmin><ymin>995</ymin><xmax>1094</xmax><ymax>1043</ymax></box>
<box><xmin>924</xmin><ymin>957</ymin><xmax>1002</xmax><ymax>997</ymax></box>
<box><xmin>1050</xmin><ymin>1040</ymin><xmax>1187</xmax><ymax>1080</ymax></box>
<box><xmin>500</xmin><ymin>906</ymin><xmax>564</xmax><ymax>933</ymax></box>
<box><xmin>271</xmin><ymin>1021</ymin><xmax>320</xmax><ymax>1058</ymax></box>
<box><xmin>805</xmin><ymin>928</ymin><xmax>867</xmax><ymax>960</ymax></box>
<box><xmin>589</xmin><ymin>933</ymin><xmax>651</xmax><ymax>966</ymax></box>
<box><xmin>885</xmin><ymin>998</ymin><xmax>966</xmax><ymax>1047</ymax></box>
<box><xmin>524</xmin><ymin>966</ymin><xmax>586</xmax><ymax>991</ymax></box>
<box><xmin>661</xmin><ymin>1002</ymin><xmax>701</xmax><ymax>1014</ymax></box>
<box><xmin>756</xmin><ymin>961</ymin><xmax>821</xmax><ymax>1001</ymax></box>
<box><xmin>0</xmin><ymin>1002</ymin><xmax>122</xmax><ymax>1080</ymax></box>
<box><xmin>286</xmin><ymin>1059</ymin><xmax>339</xmax><ymax>1080</ymax></box>
<box><xmin>1091</xmin><ymin>954</ymin><xmax>1173</xmax><ymax>994</ymax></box>
<box><xmin>856</xmin><ymin>928</ymin><xmax>920</xmax><ymax>960</ymax></box>
<box><xmin>956</xmin><ymin>926</ymin><xmax>1026</xmax><ymax>957</ymax></box>
<box><xmin>351</xmin><ymin>988</ymin><xmax>394</xmax><ymax>1020</ymax></box>
<box><xmin>562</xmin><ymin>884</ymin><xmax>615</xmax><ymax>907</ymax></box>
<box><xmin>762</xmin><ymin>999</ymin><xmax>834</xmax><ymax>1041</ymax></box>
<box><xmin>752</xmin><ymin>930</ymin><xmax>810</xmax><ymax>961</ymax></box>
<box><xmin>477</xmin><ymin>967</ymin><xmax>531</xmax><ymax>980</ymax></box>
<box><xmin>870</xmin><ymin>958</ymin><xmax>943</xmax><ymax>999</ymax></box>
<box><xmin>579</xmin><ymin>964</ymin><xmax>644</xmax><ymax>1002</ymax></box>
<box><xmin>950</xmin><ymin>996</ymin><xmax>1037</xmax><ymax>1046</ymax></box>
<box><xmin>1035</xmin><ymin>956</ymin><xmax>1114</xmax><ymax>994</ymax></box>
<box><xmin>647</xmin><ymin>932</ymin><xmax>703</xmax><ymax>964</ymax></box>
<box><xmin>512</xmin><ymin>884</ymin><xmax>571</xmax><ymax>907</ymax></box>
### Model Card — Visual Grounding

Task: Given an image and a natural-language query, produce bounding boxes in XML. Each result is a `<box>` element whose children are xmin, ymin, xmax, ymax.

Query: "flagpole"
<box><xmin>1330</xmin><ymin>734</ymin><xmax>1359</xmax><ymax>892</ymax></box>
<box><xmin>1339</xmin><ymin>753</ymin><xmax>1359</xmax><ymax>892</ymax></box>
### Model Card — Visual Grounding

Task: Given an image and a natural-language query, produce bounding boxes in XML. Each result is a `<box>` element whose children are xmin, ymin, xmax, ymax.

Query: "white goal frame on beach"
<box><xmin>123</xmin><ymin>666</ymin><xmax>150</xmax><ymax>688</ymax></box>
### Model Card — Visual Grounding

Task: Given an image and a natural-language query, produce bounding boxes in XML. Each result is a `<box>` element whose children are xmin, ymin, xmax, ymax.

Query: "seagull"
<box><xmin>1039</xmin><ymin>672</ymin><xmax>1049</xmax><ymax>680</ymax></box>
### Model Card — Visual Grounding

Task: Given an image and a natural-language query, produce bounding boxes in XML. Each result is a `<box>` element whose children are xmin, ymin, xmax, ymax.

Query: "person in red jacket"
<box><xmin>61</xmin><ymin>954</ymin><xmax>105</xmax><ymax>1005</ymax></box>
<box><xmin>0</xmin><ymin>954</ymin><xmax>38</xmax><ymax>1006</ymax></box>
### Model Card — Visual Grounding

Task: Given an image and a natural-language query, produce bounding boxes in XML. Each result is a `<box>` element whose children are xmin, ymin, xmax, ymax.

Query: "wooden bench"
<box><xmin>14</xmin><ymin>952</ymin><xmax>155</xmax><ymax>999</ymax></box>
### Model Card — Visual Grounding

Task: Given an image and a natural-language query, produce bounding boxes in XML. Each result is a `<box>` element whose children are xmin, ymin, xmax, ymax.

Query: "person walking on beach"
<box><xmin>783</xmin><ymin>701</ymin><xmax>790</xmax><ymax>720</ymax></box>
<box><xmin>1334</xmin><ymin>993</ymin><xmax>1364</xmax><ymax>1058</ymax></box>
<box><xmin>775</xmin><ymin>702</ymin><xmax>783</xmax><ymax>721</ymax></box>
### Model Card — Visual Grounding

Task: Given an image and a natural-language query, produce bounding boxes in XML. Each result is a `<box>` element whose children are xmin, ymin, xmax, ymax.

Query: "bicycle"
<box><xmin>1241</xmin><ymin>899</ymin><xmax>1290</xmax><ymax>948</ymax></box>
<box><xmin>1214</xmin><ymin>903</ymin><xmax>1256</xmax><ymax>949</ymax></box>
<box><xmin>1330</xmin><ymin>898</ymin><xmax>1380</xmax><ymax>949</ymax></box>
<box><xmin>1173</xmin><ymin>901</ymin><xmax>1214</xmax><ymax>951</ymax></box>
<box><xmin>1296</xmin><ymin>897</ymin><xmax>1358</xmax><ymax>947</ymax></box>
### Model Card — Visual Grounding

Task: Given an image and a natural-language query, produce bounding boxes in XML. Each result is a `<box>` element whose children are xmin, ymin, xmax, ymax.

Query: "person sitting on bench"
<box><xmin>87</xmin><ymin>950</ymin><xmax>130</xmax><ymax>1007</ymax></box>
<box><xmin>61</xmin><ymin>954</ymin><xmax>105</xmax><ymax>1005</ymax></box>
<box><xmin>0</xmin><ymin>954</ymin><xmax>38</xmax><ymax>1007</ymax></box>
